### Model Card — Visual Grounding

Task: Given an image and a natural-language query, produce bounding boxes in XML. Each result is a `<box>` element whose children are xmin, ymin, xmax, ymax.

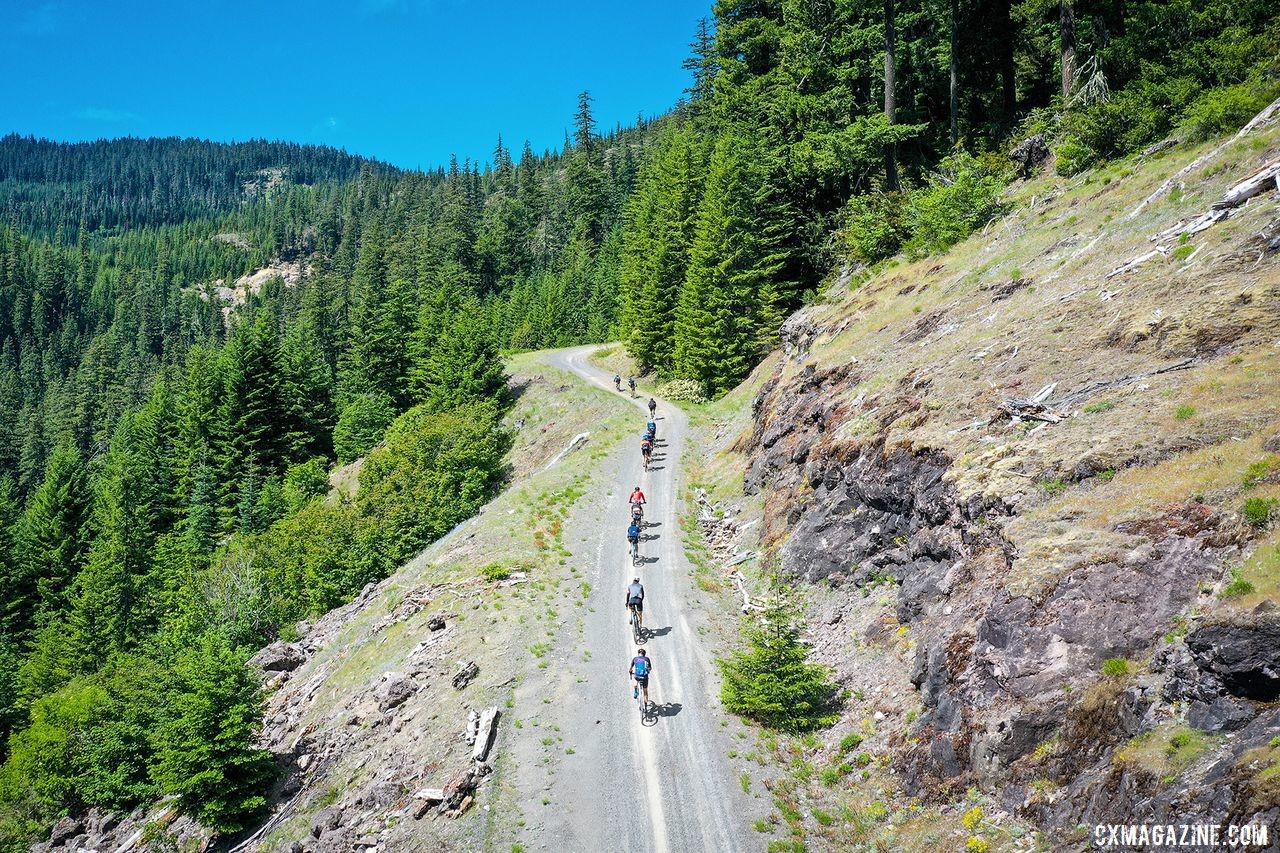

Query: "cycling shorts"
<box><xmin>633</xmin><ymin>675</ymin><xmax>649</xmax><ymax>688</ymax></box>
<box><xmin>628</xmin><ymin>597</ymin><xmax>643</xmax><ymax>612</ymax></box>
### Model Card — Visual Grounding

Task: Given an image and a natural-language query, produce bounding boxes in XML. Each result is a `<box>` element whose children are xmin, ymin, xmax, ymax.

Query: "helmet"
<box><xmin>633</xmin><ymin>577</ymin><xmax>640</xmax><ymax>583</ymax></box>
<box><xmin>638</xmin><ymin>648</ymin><xmax>646</xmax><ymax>655</ymax></box>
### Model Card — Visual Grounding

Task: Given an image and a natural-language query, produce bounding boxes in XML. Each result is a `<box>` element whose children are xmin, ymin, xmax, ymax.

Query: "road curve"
<box><xmin>512</xmin><ymin>345</ymin><xmax>754</xmax><ymax>852</ymax></box>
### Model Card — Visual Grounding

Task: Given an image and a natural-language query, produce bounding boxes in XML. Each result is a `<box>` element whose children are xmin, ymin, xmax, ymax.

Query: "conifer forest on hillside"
<box><xmin>0</xmin><ymin>0</ymin><xmax>1277</xmax><ymax>848</ymax></box>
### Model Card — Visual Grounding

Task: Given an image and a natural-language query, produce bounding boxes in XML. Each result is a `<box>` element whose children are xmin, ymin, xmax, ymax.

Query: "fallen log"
<box><xmin>1215</xmin><ymin>159</ymin><xmax>1280</xmax><ymax>209</ymax></box>
<box><xmin>1106</xmin><ymin>247</ymin><xmax>1166</xmax><ymax>279</ymax></box>
<box><xmin>1128</xmin><ymin>96</ymin><xmax>1280</xmax><ymax>220</ymax></box>
<box><xmin>472</xmin><ymin>706</ymin><xmax>499</xmax><ymax>763</ymax></box>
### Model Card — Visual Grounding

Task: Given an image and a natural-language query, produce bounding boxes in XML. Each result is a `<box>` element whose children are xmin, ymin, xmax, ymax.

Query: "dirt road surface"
<box><xmin>507</xmin><ymin>345</ymin><xmax>755</xmax><ymax>852</ymax></box>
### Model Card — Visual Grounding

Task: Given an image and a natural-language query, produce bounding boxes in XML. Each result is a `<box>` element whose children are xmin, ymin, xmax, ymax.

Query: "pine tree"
<box><xmin>278</xmin><ymin>322</ymin><xmax>335</xmax><ymax>462</ymax></box>
<box><xmin>674</xmin><ymin>135</ymin><xmax>786</xmax><ymax>396</ymax></box>
<box><xmin>563</xmin><ymin>92</ymin><xmax>607</xmax><ymax>244</ymax></box>
<box><xmin>416</xmin><ymin>304</ymin><xmax>507</xmax><ymax>414</ymax></box>
<box><xmin>621</xmin><ymin>127</ymin><xmax>705</xmax><ymax>373</ymax></box>
<box><xmin>13</xmin><ymin>445</ymin><xmax>94</xmax><ymax>639</ymax></box>
<box><xmin>223</xmin><ymin>315</ymin><xmax>288</xmax><ymax>475</ymax></box>
<box><xmin>65</xmin><ymin>415</ymin><xmax>160</xmax><ymax>672</ymax></box>
<box><xmin>151</xmin><ymin>632</ymin><xmax>277</xmax><ymax>832</ymax></box>
<box><xmin>718</xmin><ymin>586</ymin><xmax>841</xmax><ymax>733</ymax></box>
<box><xmin>0</xmin><ymin>477</ymin><xmax>21</xmax><ymax>636</ymax></box>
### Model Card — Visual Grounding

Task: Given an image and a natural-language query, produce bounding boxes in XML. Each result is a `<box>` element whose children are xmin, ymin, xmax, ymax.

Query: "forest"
<box><xmin>1</xmin><ymin>0</ymin><xmax>1276</xmax><ymax>846</ymax></box>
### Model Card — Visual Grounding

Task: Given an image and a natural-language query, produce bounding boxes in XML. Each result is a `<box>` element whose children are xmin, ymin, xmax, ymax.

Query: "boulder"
<box><xmin>1009</xmin><ymin>134</ymin><xmax>1050</xmax><ymax>178</ymax></box>
<box><xmin>310</xmin><ymin>807</ymin><xmax>342</xmax><ymax>839</ymax></box>
<box><xmin>452</xmin><ymin>661</ymin><xmax>479</xmax><ymax>690</ymax></box>
<box><xmin>250</xmin><ymin>641</ymin><xmax>307</xmax><ymax>673</ymax></box>
<box><xmin>49</xmin><ymin>816</ymin><xmax>84</xmax><ymax>846</ymax></box>
<box><xmin>1188</xmin><ymin>695</ymin><xmax>1256</xmax><ymax>733</ymax></box>
<box><xmin>375</xmin><ymin>675</ymin><xmax>416</xmax><ymax>711</ymax></box>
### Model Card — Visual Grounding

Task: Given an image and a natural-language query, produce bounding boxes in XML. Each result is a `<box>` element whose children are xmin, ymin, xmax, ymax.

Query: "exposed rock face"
<box><xmin>1186</xmin><ymin>619</ymin><xmax>1280</xmax><ymax>702</ymax></box>
<box><xmin>742</xmin><ymin>348</ymin><xmax>1278</xmax><ymax>838</ymax></box>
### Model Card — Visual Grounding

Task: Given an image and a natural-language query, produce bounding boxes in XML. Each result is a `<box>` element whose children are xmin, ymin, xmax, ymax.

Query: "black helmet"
<box><xmin>638</xmin><ymin>648</ymin><xmax>646</xmax><ymax>655</ymax></box>
<box><xmin>633</xmin><ymin>577</ymin><xmax>640</xmax><ymax>583</ymax></box>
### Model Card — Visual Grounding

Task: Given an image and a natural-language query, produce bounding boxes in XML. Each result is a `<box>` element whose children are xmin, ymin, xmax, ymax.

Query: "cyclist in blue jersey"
<box><xmin>630</xmin><ymin>647</ymin><xmax>653</xmax><ymax>709</ymax></box>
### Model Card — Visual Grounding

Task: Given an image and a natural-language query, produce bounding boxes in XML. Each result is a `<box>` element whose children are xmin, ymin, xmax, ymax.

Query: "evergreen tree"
<box><xmin>0</xmin><ymin>477</ymin><xmax>21</xmax><ymax>637</ymax></box>
<box><xmin>563</xmin><ymin>92</ymin><xmax>607</xmax><ymax>244</ymax></box>
<box><xmin>674</xmin><ymin>135</ymin><xmax>786</xmax><ymax>396</ymax></box>
<box><xmin>278</xmin><ymin>322</ymin><xmax>335</xmax><ymax>462</ymax></box>
<box><xmin>151</xmin><ymin>632</ymin><xmax>277</xmax><ymax>833</ymax></box>
<box><xmin>13</xmin><ymin>446</ymin><xmax>93</xmax><ymax>639</ymax></box>
<box><xmin>718</xmin><ymin>587</ymin><xmax>841</xmax><ymax>733</ymax></box>
<box><xmin>416</xmin><ymin>304</ymin><xmax>508</xmax><ymax>414</ymax></box>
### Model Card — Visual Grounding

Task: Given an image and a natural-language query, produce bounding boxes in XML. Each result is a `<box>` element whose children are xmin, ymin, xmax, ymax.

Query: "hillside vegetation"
<box><xmin>684</xmin><ymin>108</ymin><xmax>1280</xmax><ymax>850</ymax></box>
<box><xmin>0</xmin><ymin>0</ymin><xmax>1277</xmax><ymax>848</ymax></box>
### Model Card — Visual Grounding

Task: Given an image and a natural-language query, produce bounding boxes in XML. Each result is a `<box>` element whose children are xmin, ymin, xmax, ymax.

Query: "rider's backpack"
<box><xmin>633</xmin><ymin>656</ymin><xmax>650</xmax><ymax>678</ymax></box>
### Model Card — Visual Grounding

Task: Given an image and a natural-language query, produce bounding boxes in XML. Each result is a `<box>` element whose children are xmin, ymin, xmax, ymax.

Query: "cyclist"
<box><xmin>646</xmin><ymin>419</ymin><xmax>657</xmax><ymax>441</ymax></box>
<box><xmin>640</xmin><ymin>435</ymin><xmax>653</xmax><ymax>470</ymax></box>
<box><xmin>627</xmin><ymin>520</ymin><xmax>641</xmax><ymax>562</ymax></box>
<box><xmin>631</xmin><ymin>501</ymin><xmax>644</xmax><ymax>527</ymax></box>
<box><xmin>647</xmin><ymin>397</ymin><xmax>657</xmax><ymax>418</ymax></box>
<box><xmin>629</xmin><ymin>485</ymin><xmax>646</xmax><ymax>523</ymax></box>
<box><xmin>627</xmin><ymin>375</ymin><xmax>637</xmax><ymax>396</ymax></box>
<box><xmin>630</xmin><ymin>647</ymin><xmax>653</xmax><ymax>708</ymax></box>
<box><xmin>614</xmin><ymin>374</ymin><xmax>622</xmax><ymax>391</ymax></box>
<box><xmin>625</xmin><ymin>577</ymin><xmax>645</xmax><ymax>630</ymax></box>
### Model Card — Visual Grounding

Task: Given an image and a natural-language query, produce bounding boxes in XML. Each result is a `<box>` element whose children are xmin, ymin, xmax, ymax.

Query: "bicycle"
<box><xmin>629</xmin><ymin>538</ymin><xmax>640</xmax><ymax>564</ymax></box>
<box><xmin>629</xmin><ymin>602</ymin><xmax>644</xmax><ymax>644</ymax></box>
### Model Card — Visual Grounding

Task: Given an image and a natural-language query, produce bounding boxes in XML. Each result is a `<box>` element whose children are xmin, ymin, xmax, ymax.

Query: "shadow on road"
<box><xmin>646</xmin><ymin>626</ymin><xmax>672</xmax><ymax>638</ymax></box>
<box><xmin>652</xmin><ymin>702</ymin><xmax>682</xmax><ymax>719</ymax></box>
<box><xmin>637</xmin><ymin>555</ymin><xmax>659</xmax><ymax>565</ymax></box>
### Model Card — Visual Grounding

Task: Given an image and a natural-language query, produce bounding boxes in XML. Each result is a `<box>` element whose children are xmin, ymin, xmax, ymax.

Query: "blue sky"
<box><xmin>0</xmin><ymin>0</ymin><xmax>709</xmax><ymax>170</ymax></box>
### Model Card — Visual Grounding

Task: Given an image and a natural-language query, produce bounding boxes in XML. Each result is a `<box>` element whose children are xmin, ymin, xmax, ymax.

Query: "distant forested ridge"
<box><xmin>0</xmin><ymin>135</ymin><xmax>396</xmax><ymax>240</ymax></box>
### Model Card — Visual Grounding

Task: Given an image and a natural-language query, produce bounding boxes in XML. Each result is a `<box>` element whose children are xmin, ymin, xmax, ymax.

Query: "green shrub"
<box><xmin>282</xmin><ymin>458</ymin><xmax>331</xmax><ymax>511</ymax></box>
<box><xmin>1244</xmin><ymin>458</ymin><xmax>1278</xmax><ymax>489</ymax></box>
<box><xmin>1102</xmin><ymin>658</ymin><xmax>1129</xmax><ymax>677</ymax></box>
<box><xmin>1174</xmin><ymin>404</ymin><xmax>1196</xmax><ymax>421</ymax></box>
<box><xmin>902</xmin><ymin>152</ymin><xmax>1009</xmax><ymax>257</ymax></box>
<box><xmin>1184</xmin><ymin>79</ymin><xmax>1280</xmax><ymax>141</ymax></box>
<box><xmin>333</xmin><ymin>392</ymin><xmax>396</xmax><ymax>463</ymax></box>
<box><xmin>358</xmin><ymin>402</ymin><xmax>511</xmax><ymax>565</ymax></box>
<box><xmin>812</xmin><ymin>808</ymin><xmax>835</xmax><ymax>826</ymax></box>
<box><xmin>1172</xmin><ymin>244</ymin><xmax>1196</xmax><ymax>262</ymax></box>
<box><xmin>482</xmin><ymin>563</ymin><xmax>512</xmax><ymax>582</ymax></box>
<box><xmin>718</xmin><ymin>596</ymin><xmax>842</xmax><ymax>733</ymax></box>
<box><xmin>839</xmin><ymin>732</ymin><xmax>864</xmax><ymax>753</ymax></box>
<box><xmin>1243</xmin><ymin>498</ymin><xmax>1277</xmax><ymax>528</ymax></box>
<box><xmin>655</xmin><ymin>378</ymin><xmax>708</xmax><ymax>404</ymax></box>
<box><xmin>842</xmin><ymin>191</ymin><xmax>905</xmax><ymax>264</ymax></box>
<box><xmin>1042</xmin><ymin>478</ymin><xmax>1069</xmax><ymax>496</ymax></box>
<box><xmin>1054</xmin><ymin>135</ymin><xmax>1097</xmax><ymax>177</ymax></box>
<box><xmin>1222</xmin><ymin>568</ymin><xmax>1256</xmax><ymax>598</ymax></box>
<box><xmin>1083</xmin><ymin>400</ymin><xmax>1116</xmax><ymax>414</ymax></box>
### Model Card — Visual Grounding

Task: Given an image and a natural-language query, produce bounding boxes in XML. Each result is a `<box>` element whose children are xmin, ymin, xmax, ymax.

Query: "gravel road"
<box><xmin>508</xmin><ymin>345</ymin><xmax>754</xmax><ymax>852</ymax></box>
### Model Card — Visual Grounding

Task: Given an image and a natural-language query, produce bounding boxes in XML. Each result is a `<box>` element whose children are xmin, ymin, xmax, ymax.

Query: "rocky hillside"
<box><xmin>691</xmin><ymin>119</ymin><xmax>1280</xmax><ymax>848</ymax></box>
